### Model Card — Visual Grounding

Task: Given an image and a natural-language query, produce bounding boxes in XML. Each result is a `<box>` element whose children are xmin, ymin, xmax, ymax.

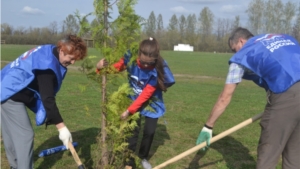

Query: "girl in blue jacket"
<box><xmin>96</xmin><ymin>37</ymin><xmax>174</xmax><ymax>169</ymax></box>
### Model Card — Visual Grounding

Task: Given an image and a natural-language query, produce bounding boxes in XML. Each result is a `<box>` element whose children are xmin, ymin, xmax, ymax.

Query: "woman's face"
<box><xmin>139</xmin><ymin>54</ymin><xmax>156</xmax><ymax>68</ymax></box>
<box><xmin>59</xmin><ymin>49</ymin><xmax>76</xmax><ymax>67</ymax></box>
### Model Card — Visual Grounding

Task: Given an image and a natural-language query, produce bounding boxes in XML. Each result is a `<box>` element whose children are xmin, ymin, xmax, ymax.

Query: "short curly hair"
<box><xmin>56</xmin><ymin>34</ymin><xmax>87</xmax><ymax>60</ymax></box>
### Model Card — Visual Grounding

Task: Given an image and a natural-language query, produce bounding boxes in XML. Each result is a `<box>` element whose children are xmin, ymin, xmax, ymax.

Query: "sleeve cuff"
<box><xmin>127</xmin><ymin>108</ymin><xmax>136</xmax><ymax>115</ymax></box>
<box><xmin>204</xmin><ymin>124</ymin><xmax>213</xmax><ymax>129</ymax></box>
<box><xmin>95</xmin><ymin>68</ymin><xmax>101</xmax><ymax>74</ymax></box>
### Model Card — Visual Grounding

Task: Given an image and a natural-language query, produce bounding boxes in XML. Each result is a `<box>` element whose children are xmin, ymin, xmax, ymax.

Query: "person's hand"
<box><xmin>96</xmin><ymin>58</ymin><xmax>108</xmax><ymax>69</ymax></box>
<box><xmin>196</xmin><ymin>125</ymin><xmax>212</xmax><ymax>151</ymax></box>
<box><xmin>121</xmin><ymin>110</ymin><xmax>130</xmax><ymax>120</ymax></box>
<box><xmin>58</xmin><ymin>126</ymin><xmax>73</xmax><ymax>149</ymax></box>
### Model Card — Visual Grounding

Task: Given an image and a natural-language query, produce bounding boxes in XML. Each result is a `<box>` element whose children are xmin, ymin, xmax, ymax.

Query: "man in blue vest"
<box><xmin>1</xmin><ymin>34</ymin><xmax>87</xmax><ymax>169</ymax></box>
<box><xmin>196</xmin><ymin>27</ymin><xmax>300</xmax><ymax>169</ymax></box>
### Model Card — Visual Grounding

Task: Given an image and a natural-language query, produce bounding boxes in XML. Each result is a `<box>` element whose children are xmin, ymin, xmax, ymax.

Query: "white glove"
<box><xmin>58</xmin><ymin>126</ymin><xmax>73</xmax><ymax>149</ymax></box>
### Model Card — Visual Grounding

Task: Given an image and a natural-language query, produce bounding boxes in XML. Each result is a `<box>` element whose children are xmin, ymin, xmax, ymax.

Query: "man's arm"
<box><xmin>196</xmin><ymin>63</ymin><xmax>244</xmax><ymax>147</ymax></box>
<box><xmin>206</xmin><ymin>63</ymin><xmax>244</xmax><ymax>127</ymax></box>
<box><xmin>206</xmin><ymin>83</ymin><xmax>238</xmax><ymax>127</ymax></box>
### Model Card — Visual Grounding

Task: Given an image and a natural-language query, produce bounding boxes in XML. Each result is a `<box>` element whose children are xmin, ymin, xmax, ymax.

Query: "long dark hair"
<box><xmin>138</xmin><ymin>37</ymin><xmax>166</xmax><ymax>92</ymax></box>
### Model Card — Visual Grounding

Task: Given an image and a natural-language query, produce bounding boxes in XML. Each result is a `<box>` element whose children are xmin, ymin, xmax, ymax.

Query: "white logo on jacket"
<box><xmin>130</xmin><ymin>75</ymin><xmax>144</xmax><ymax>94</ymax></box>
<box><xmin>255</xmin><ymin>34</ymin><xmax>295</xmax><ymax>52</ymax></box>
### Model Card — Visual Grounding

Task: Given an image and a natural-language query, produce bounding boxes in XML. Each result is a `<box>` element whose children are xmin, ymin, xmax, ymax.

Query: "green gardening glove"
<box><xmin>196</xmin><ymin>125</ymin><xmax>213</xmax><ymax>151</ymax></box>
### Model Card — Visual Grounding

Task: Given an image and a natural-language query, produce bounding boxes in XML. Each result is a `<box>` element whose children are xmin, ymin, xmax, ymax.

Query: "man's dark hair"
<box><xmin>228</xmin><ymin>27</ymin><xmax>254</xmax><ymax>48</ymax></box>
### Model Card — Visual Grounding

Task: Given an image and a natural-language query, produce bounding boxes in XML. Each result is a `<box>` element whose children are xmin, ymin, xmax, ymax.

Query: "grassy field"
<box><xmin>1</xmin><ymin>45</ymin><xmax>283</xmax><ymax>169</ymax></box>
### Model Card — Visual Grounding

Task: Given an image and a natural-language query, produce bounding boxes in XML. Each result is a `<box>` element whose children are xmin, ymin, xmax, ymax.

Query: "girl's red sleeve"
<box><xmin>112</xmin><ymin>57</ymin><xmax>126</xmax><ymax>72</ymax></box>
<box><xmin>127</xmin><ymin>84</ymin><xmax>157</xmax><ymax>114</ymax></box>
<box><xmin>95</xmin><ymin>57</ymin><xmax>126</xmax><ymax>73</ymax></box>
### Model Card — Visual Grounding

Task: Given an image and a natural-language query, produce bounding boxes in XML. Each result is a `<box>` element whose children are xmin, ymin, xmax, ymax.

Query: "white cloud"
<box><xmin>220</xmin><ymin>5</ymin><xmax>244</xmax><ymax>13</ymax></box>
<box><xmin>170</xmin><ymin>6</ymin><xmax>189</xmax><ymax>13</ymax></box>
<box><xmin>21</xmin><ymin>6</ymin><xmax>45</xmax><ymax>15</ymax></box>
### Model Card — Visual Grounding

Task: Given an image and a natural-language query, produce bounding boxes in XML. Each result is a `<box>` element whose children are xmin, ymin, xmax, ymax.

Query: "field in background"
<box><xmin>1</xmin><ymin>45</ymin><xmax>283</xmax><ymax>168</ymax></box>
<box><xmin>1</xmin><ymin>45</ymin><xmax>230</xmax><ymax>77</ymax></box>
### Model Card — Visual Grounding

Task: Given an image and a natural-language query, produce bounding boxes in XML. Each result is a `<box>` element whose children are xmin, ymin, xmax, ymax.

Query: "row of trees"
<box><xmin>144</xmin><ymin>9</ymin><xmax>240</xmax><ymax>52</ymax></box>
<box><xmin>1</xmin><ymin>10</ymin><xmax>93</xmax><ymax>46</ymax></box>
<box><xmin>143</xmin><ymin>0</ymin><xmax>300</xmax><ymax>51</ymax></box>
<box><xmin>1</xmin><ymin>0</ymin><xmax>300</xmax><ymax>52</ymax></box>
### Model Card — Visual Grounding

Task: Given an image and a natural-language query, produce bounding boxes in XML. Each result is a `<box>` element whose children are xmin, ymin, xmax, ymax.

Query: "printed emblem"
<box><xmin>130</xmin><ymin>75</ymin><xmax>144</xmax><ymax>94</ymax></box>
<box><xmin>254</xmin><ymin>34</ymin><xmax>295</xmax><ymax>52</ymax></box>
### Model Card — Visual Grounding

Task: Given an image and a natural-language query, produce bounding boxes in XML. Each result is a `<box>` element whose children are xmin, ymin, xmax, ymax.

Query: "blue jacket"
<box><xmin>229</xmin><ymin>34</ymin><xmax>300</xmax><ymax>93</ymax></box>
<box><xmin>1</xmin><ymin>45</ymin><xmax>67</xmax><ymax>125</ymax></box>
<box><xmin>124</xmin><ymin>51</ymin><xmax>175</xmax><ymax>118</ymax></box>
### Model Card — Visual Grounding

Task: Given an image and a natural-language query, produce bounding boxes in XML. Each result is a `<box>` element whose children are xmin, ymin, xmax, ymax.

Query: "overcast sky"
<box><xmin>1</xmin><ymin>0</ymin><xmax>298</xmax><ymax>29</ymax></box>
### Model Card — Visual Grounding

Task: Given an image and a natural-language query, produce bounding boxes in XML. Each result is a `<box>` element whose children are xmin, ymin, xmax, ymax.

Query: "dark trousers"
<box><xmin>127</xmin><ymin>115</ymin><xmax>158</xmax><ymax>166</ymax></box>
<box><xmin>256</xmin><ymin>82</ymin><xmax>300</xmax><ymax>169</ymax></box>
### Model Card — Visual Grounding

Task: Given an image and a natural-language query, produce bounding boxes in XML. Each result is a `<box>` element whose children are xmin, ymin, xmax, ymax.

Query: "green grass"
<box><xmin>1</xmin><ymin>45</ymin><xmax>284</xmax><ymax>168</ymax></box>
<box><xmin>1</xmin><ymin>44</ymin><xmax>37</xmax><ymax>61</ymax></box>
<box><xmin>161</xmin><ymin>51</ymin><xmax>232</xmax><ymax>77</ymax></box>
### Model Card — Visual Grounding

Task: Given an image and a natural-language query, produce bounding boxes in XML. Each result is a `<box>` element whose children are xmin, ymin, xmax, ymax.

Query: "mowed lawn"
<box><xmin>1</xmin><ymin>45</ymin><xmax>282</xmax><ymax>169</ymax></box>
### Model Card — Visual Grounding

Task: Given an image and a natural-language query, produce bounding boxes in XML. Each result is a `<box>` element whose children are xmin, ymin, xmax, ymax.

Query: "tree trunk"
<box><xmin>99</xmin><ymin>0</ymin><xmax>109</xmax><ymax>168</ymax></box>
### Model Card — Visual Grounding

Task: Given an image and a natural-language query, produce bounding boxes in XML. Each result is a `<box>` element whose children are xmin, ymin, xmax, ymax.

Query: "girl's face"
<box><xmin>59</xmin><ymin>49</ymin><xmax>76</xmax><ymax>67</ymax></box>
<box><xmin>139</xmin><ymin>54</ymin><xmax>156</xmax><ymax>68</ymax></box>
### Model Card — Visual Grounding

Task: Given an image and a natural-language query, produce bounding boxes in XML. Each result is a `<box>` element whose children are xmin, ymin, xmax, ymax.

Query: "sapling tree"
<box><xmin>77</xmin><ymin>0</ymin><xmax>143</xmax><ymax>168</ymax></box>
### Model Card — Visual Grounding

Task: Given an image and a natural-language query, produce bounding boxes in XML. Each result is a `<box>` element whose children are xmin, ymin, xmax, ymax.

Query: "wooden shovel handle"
<box><xmin>68</xmin><ymin>142</ymin><xmax>84</xmax><ymax>168</ymax></box>
<box><xmin>153</xmin><ymin>112</ymin><xmax>263</xmax><ymax>169</ymax></box>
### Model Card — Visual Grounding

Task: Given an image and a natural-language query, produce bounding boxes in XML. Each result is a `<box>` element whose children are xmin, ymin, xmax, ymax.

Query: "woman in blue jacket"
<box><xmin>1</xmin><ymin>34</ymin><xmax>87</xmax><ymax>169</ymax></box>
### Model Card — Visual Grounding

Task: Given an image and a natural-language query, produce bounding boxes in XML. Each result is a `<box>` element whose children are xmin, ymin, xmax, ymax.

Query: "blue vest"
<box><xmin>1</xmin><ymin>45</ymin><xmax>67</xmax><ymax>125</ymax></box>
<box><xmin>229</xmin><ymin>34</ymin><xmax>300</xmax><ymax>93</ymax></box>
<box><xmin>124</xmin><ymin>51</ymin><xmax>175</xmax><ymax>118</ymax></box>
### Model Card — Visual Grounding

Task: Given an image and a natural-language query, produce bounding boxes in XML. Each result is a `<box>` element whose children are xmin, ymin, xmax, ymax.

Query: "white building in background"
<box><xmin>174</xmin><ymin>44</ymin><xmax>194</xmax><ymax>51</ymax></box>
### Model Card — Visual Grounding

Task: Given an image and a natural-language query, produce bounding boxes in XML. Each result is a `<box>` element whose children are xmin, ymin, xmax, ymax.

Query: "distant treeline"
<box><xmin>1</xmin><ymin>0</ymin><xmax>300</xmax><ymax>52</ymax></box>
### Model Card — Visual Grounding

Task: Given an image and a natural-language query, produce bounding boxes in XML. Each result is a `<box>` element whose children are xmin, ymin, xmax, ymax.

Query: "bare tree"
<box><xmin>247</xmin><ymin>0</ymin><xmax>265</xmax><ymax>34</ymax></box>
<box><xmin>282</xmin><ymin>1</ymin><xmax>297</xmax><ymax>34</ymax></box>
<box><xmin>264</xmin><ymin>0</ymin><xmax>277</xmax><ymax>33</ymax></box>
<box><xmin>144</xmin><ymin>11</ymin><xmax>156</xmax><ymax>37</ymax></box>
<box><xmin>27</xmin><ymin>27</ymin><xmax>41</xmax><ymax>40</ymax></box>
<box><xmin>178</xmin><ymin>15</ymin><xmax>187</xmax><ymax>42</ymax></box>
<box><xmin>63</xmin><ymin>14</ymin><xmax>79</xmax><ymax>34</ymax></box>
<box><xmin>198</xmin><ymin>7</ymin><xmax>214</xmax><ymax>51</ymax></box>
<box><xmin>232</xmin><ymin>16</ymin><xmax>240</xmax><ymax>30</ymax></box>
<box><xmin>185</xmin><ymin>14</ymin><xmax>197</xmax><ymax>46</ymax></box>
<box><xmin>248</xmin><ymin>0</ymin><xmax>296</xmax><ymax>34</ymax></box>
<box><xmin>216</xmin><ymin>18</ymin><xmax>233</xmax><ymax>52</ymax></box>
<box><xmin>48</xmin><ymin>21</ymin><xmax>58</xmax><ymax>35</ymax></box>
<box><xmin>166</xmin><ymin>14</ymin><xmax>179</xmax><ymax>49</ymax></box>
<box><xmin>156</xmin><ymin>14</ymin><xmax>164</xmax><ymax>37</ymax></box>
<box><xmin>1</xmin><ymin>23</ymin><xmax>14</xmax><ymax>35</ymax></box>
<box><xmin>156</xmin><ymin>14</ymin><xmax>165</xmax><ymax>48</ymax></box>
<box><xmin>40</xmin><ymin>27</ymin><xmax>53</xmax><ymax>43</ymax></box>
<box><xmin>292</xmin><ymin>2</ymin><xmax>300</xmax><ymax>41</ymax></box>
<box><xmin>168</xmin><ymin>14</ymin><xmax>178</xmax><ymax>31</ymax></box>
<box><xmin>14</xmin><ymin>26</ymin><xmax>27</xmax><ymax>35</ymax></box>
<box><xmin>157</xmin><ymin>14</ymin><xmax>164</xmax><ymax>31</ymax></box>
<box><xmin>198</xmin><ymin>7</ymin><xmax>214</xmax><ymax>36</ymax></box>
